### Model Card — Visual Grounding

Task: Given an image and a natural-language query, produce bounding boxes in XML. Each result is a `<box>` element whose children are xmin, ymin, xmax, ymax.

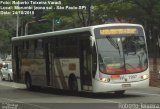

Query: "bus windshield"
<box><xmin>96</xmin><ymin>36</ymin><xmax>148</xmax><ymax>74</ymax></box>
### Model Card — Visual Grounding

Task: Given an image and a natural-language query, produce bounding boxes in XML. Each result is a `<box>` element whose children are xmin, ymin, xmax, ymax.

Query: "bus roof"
<box><xmin>12</xmin><ymin>23</ymin><xmax>142</xmax><ymax>41</ymax></box>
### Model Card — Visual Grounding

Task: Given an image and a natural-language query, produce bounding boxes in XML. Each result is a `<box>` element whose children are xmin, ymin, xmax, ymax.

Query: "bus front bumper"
<box><xmin>92</xmin><ymin>79</ymin><xmax>149</xmax><ymax>93</ymax></box>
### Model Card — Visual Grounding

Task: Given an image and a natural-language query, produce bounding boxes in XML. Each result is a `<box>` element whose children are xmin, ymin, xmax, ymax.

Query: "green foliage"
<box><xmin>0</xmin><ymin>29</ymin><xmax>11</xmax><ymax>54</ymax></box>
<box><xmin>0</xmin><ymin>15</ymin><xmax>15</xmax><ymax>54</ymax></box>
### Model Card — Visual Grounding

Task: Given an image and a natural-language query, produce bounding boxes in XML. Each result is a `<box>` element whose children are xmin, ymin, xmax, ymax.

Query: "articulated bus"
<box><xmin>12</xmin><ymin>23</ymin><xmax>149</xmax><ymax>94</ymax></box>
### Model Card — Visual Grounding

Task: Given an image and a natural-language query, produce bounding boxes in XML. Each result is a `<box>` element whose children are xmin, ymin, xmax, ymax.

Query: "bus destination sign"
<box><xmin>99</xmin><ymin>28</ymin><xmax>138</xmax><ymax>35</ymax></box>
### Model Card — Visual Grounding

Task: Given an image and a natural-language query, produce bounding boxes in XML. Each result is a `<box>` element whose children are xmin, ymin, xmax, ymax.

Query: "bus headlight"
<box><xmin>100</xmin><ymin>78</ymin><xmax>110</xmax><ymax>82</ymax></box>
<box><xmin>141</xmin><ymin>74</ymin><xmax>149</xmax><ymax>80</ymax></box>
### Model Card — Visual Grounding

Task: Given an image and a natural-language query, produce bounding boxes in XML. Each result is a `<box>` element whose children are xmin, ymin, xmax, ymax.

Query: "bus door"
<box><xmin>80</xmin><ymin>40</ymin><xmax>92</xmax><ymax>91</ymax></box>
<box><xmin>45</xmin><ymin>43</ymin><xmax>52</xmax><ymax>86</ymax></box>
<box><xmin>48</xmin><ymin>43</ymin><xmax>60</xmax><ymax>88</ymax></box>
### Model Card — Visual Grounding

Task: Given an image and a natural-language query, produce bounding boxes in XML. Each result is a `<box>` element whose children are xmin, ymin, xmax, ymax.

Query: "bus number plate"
<box><xmin>122</xmin><ymin>84</ymin><xmax>131</xmax><ymax>88</ymax></box>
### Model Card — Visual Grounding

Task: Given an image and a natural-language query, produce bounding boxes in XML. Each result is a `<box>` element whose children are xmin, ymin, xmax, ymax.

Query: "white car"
<box><xmin>0</xmin><ymin>63</ymin><xmax>13</xmax><ymax>81</ymax></box>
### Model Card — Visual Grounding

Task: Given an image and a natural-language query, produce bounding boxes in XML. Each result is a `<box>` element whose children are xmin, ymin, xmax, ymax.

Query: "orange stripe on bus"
<box><xmin>111</xmin><ymin>75</ymin><xmax>120</xmax><ymax>79</ymax></box>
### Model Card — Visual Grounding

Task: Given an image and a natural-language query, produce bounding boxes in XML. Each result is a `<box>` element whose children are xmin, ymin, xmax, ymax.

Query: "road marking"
<box><xmin>95</xmin><ymin>99</ymin><xmax>120</xmax><ymax>103</ymax></box>
<box><xmin>1</xmin><ymin>81</ymin><xmax>160</xmax><ymax>103</ymax></box>
<box><xmin>0</xmin><ymin>97</ymin><xmax>24</xmax><ymax>103</ymax></box>
<box><xmin>0</xmin><ymin>81</ymin><xmax>26</xmax><ymax>88</ymax></box>
<box><xmin>127</xmin><ymin>92</ymin><xmax>160</xmax><ymax>97</ymax></box>
<box><xmin>0</xmin><ymin>82</ymin><xmax>120</xmax><ymax>103</ymax></box>
<box><xmin>0</xmin><ymin>97</ymin><xmax>51</xmax><ymax>109</ymax></box>
<box><xmin>0</xmin><ymin>83</ymin><xmax>20</xmax><ymax>88</ymax></box>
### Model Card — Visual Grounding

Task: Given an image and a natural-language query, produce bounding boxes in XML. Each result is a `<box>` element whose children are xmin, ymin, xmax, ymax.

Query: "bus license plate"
<box><xmin>122</xmin><ymin>84</ymin><xmax>131</xmax><ymax>88</ymax></box>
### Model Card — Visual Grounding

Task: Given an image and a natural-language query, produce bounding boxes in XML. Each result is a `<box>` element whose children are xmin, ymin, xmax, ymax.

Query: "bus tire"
<box><xmin>68</xmin><ymin>75</ymin><xmax>78</xmax><ymax>92</ymax></box>
<box><xmin>8</xmin><ymin>74</ymin><xmax>12</xmax><ymax>82</ymax></box>
<box><xmin>114</xmin><ymin>90</ymin><xmax>125</xmax><ymax>95</ymax></box>
<box><xmin>1</xmin><ymin>76</ymin><xmax>5</xmax><ymax>81</ymax></box>
<box><xmin>25</xmin><ymin>74</ymin><xmax>32</xmax><ymax>90</ymax></box>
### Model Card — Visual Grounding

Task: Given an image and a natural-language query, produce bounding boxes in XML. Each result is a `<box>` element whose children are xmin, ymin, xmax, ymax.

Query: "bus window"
<box><xmin>96</xmin><ymin>36</ymin><xmax>148</xmax><ymax>74</ymax></box>
<box><xmin>35</xmin><ymin>39</ymin><xmax>44</xmax><ymax>58</ymax></box>
<box><xmin>92</xmin><ymin>44</ymin><xmax>97</xmax><ymax>78</ymax></box>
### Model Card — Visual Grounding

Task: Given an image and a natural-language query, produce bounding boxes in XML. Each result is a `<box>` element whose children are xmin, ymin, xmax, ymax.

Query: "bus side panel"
<box><xmin>21</xmin><ymin>59</ymin><xmax>47</xmax><ymax>86</ymax></box>
<box><xmin>52</xmin><ymin>58</ymin><xmax>81</xmax><ymax>91</ymax></box>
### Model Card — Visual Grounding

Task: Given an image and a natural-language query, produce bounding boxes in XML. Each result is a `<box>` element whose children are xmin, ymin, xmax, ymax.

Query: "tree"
<box><xmin>0</xmin><ymin>15</ymin><xmax>16</xmax><ymax>55</ymax></box>
<box><xmin>0</xmin><ymin>29</ymin><xmax>11</xmax><ymax>54</ymax></box>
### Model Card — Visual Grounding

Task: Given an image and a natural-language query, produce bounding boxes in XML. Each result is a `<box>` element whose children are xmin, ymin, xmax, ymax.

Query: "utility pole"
<box><xmin>52</xmin><ymin>18</ymin><xmax>54</xmax><ymax>31</ymax></box>
<box><xmin>16</xmin><ymin>4</ymin><xmax>19</xmax><ymax>37</ymax></box>
<box><xmin>25</xmin><ymin>19</ymin><xmax>47</xmax><ymax>35</ymax></box>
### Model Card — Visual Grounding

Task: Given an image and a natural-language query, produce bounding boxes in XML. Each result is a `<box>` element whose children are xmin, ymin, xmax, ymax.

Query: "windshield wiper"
<box><xmin>106</xmin><ymin>37</ymin><xmax>121</xmax><ymax>57</ymax></box>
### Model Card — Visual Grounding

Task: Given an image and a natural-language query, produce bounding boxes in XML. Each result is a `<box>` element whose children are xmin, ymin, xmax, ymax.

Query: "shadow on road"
<box><xmin>16</xmin><ymin>87</ymin><xmax>145</xmax><ymax>99</ymax></box>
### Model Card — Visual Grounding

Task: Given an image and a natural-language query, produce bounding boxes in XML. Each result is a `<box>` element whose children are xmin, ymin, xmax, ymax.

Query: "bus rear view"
<box><xmin>92</xmin><ymin>24</ymin><xmax>149</xmax><ymax>94</ymax></box>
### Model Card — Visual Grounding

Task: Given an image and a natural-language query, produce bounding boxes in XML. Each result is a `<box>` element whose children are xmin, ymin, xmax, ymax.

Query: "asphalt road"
<box><xmin>0</xmin><ymin>80</ymin><xmax>160</xmax><ymax>109</ymax></box>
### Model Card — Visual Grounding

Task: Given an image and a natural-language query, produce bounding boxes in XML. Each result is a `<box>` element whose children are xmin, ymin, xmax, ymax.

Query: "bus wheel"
<box><xmin>114</xmin><ymin>90</ymin><xmax>125</xmax><ymax>95</ymax></box>
<box><xmin>69</xmin><ymin>76</ymin><xmax>78</xmax><ymax>92</ymax></box>
<box><xmin>8</xmin><ymin>74</ymin><xmax>12</xmax><ymax>82</ymax></box>
<box><xmin>26</xmin><ymin>75</ymin><xmax>32</xmax><ymax>90</ymax></box>
<box><xmin>1</xmin><ymin>76</ymin><xmax>4</xmax><ymax>81</ymax></box>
